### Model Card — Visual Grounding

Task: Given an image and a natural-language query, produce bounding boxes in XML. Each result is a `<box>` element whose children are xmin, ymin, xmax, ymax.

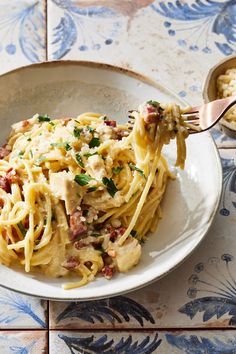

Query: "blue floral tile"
<box><xmin>47</xmin><ymin>0</ymin><xmax>230</xmax><ymax>107</ymax></box>
<box><xmin>49</xmin><ymin>295</ymin><xmax>156</xmax><ymax>329</ymax></box>
<box><xmin>48</xmin><ymin>0</ymin><xmax>127</xmax><ymax>60</ymax></box>
<box><xmin>50</xmin><ymin>330</ymin><xmax>236</xmax><ymax>353</ymax></box>
<box><xmin>0</xmin><ymin>0</ymin><xmax>46</xmax><ymax>75</ymax></box>
<box><xmin>50</xmin><ymin>331</ymin><xmax>162</xmax><ymax>353</ymax></box>
<box><xmin>165</xmin><ymin>331</ymin><xmax>236</xmax><ymax>354</ymax></box>
<box><xmin>179</xmin><ymin>253</ymin><xmax>236</xmax><ymax>327</ymax></box>
<box><xmin>0</xmin><ymin>288</ymin><xmax>47</xmax><ymax>329</ymax></box>
<box><xmin>151</xmin><ymin>0</ymin><xmax>236</xmax><ymax>57</ymax></box>
<box><xmin>0</xmin><ymin>330</ymin><xmax>47</xmax><ymax>353</ymax></box>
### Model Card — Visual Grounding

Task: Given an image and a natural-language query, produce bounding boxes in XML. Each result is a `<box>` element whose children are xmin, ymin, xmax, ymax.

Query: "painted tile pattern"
<box><xmin>47</xmin><ymin>0</ymin><xmax>236</xmax><ymax>106</ymax></box>
<box><xmin>1</xmin><ymin>0</ymin><xmax>236</xmax><ymax>353</ymax></box>
<box><xmin>50</xmin><ymin>295</ymin><xmax>156</xmax><ymax>329</ymax></box>
<box><xmin>0</xmin><ymin>289</ymin><xmax>47</xmax><ymax>329</ymax></box>
<box><xmin>0</xmin><ymin>331</ymin><xmax>47</xmax><ymax>354</ymax></box>
<box><xmin>0</xmin><ymin>0</ymin><xmax>46</xmax><ymax>75</ymax></box>
<box><xmin>50</xmin><ymin>330</ymin><xmax>236</xmax><ymax>353</ymax></box>
<box><xmin>151</xmin><ymin>0</ymin><xmax>236</xmax><ymax>56</ymax></box>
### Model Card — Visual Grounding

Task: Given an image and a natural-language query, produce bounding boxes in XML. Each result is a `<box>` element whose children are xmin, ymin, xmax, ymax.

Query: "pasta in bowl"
<box><xmin>0</xmin><ymin>101</ymin><xmax>188</xmax><ymax>290</ymax></box>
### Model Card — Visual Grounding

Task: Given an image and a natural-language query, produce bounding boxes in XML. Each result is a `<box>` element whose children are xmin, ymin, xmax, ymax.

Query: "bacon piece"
<box><xmin>70</xmin><ymin>211</ymin><xmax>87</xmax><ymax>240</ymax></box>
<box><xmin>61</xmin><ymin>118</ymin><xmax>71</xmax><ymax>126</ymax></box>
<box><xmin>143</xmin><ymin>104</ymin><xmax>160</xmax><ymax>124</ymax></box>
<box><xmin>118</xmin><ymin>227</ymin><xmax>126</xmax><ymax>235</ymax></box>
<box><xmin>104</xmin><ymin>120</ymin><xmax>117</xmax><ymax>127</ymax></box>
<box><xmin>108</xmin><ymin>226</ymin><xmax>126</xmax><ymax>242</ymax></box>
<box><xmin>22</xmin><ymin>120</ymin><xmax>30</xmax><ymax>128</ymax></box>
<box><xmin>0</xmin><ymin>177</ymin><xmax>10</xmax><ymax>193</ymax></box>
<box><xmin>74</xmin><ymin>240</ymin><xmax>87</xmax><ymax>249</ymax></box>
<box><xmin>62</xmin><ymin>256</ymin><xmax>79</xmax><ymax>270</ymax></box>
<box><xmin>116</xmin><ymin>129</ymin><xmax>129</xmax><ymax>140</ymax></box>
<box><xmin>110</xmin><ymin>230</ymin><xmax>117</xmax><ymax>242</ymax></box>
<box><xmin>0</xmin><ymin>144</ymin><xmax>11</xmax><ymax>159</ymax></box>
<box><xmin>102</xmin><ymin>265</ymin><xmax>114</xmax><ymax>279</ymax></box>
<box><xmin>6</xmin><ymin>168</ymin><xmax>19</xmax><ymax>184</ymax></box>
<box><xmin>0</xmin><ymin>169</ymin><xmax>21</xmax><ymax>193</ymax></box>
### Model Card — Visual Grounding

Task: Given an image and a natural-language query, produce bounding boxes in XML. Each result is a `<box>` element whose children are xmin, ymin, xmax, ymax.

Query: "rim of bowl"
<box><xmin>203</xmin><ymin>53</ymin><xmax>236</xmax><ymax>103</ymax></box>
<box><xmin>203</xmin><ymin>54</ymin><xmax>236</xmax><ymax>137</ymax></box>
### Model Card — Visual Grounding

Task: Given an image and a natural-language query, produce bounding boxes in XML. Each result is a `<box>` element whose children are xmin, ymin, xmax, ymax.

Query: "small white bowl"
<box><xmin>203</xmin><ymin>54</ymin><xmax>236</xmax><ymax>138</ymax></box>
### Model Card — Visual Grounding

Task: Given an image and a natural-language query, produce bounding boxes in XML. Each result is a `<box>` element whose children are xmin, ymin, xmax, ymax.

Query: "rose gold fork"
<box><xmin>182</xmin><ymin>95</ymin><xmax>236</xmax><ymax>133</ymax></box>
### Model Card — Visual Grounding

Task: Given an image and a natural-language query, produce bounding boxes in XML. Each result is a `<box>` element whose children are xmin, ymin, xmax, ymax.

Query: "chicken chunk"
<box><xmin>111</xmin><ymin>237</ymin><xmax>141</xmax><ymax>272</ymax></box>
<box><xmin>86</xmin><ymin>154</ymin><xmax>106</xmax><ymax>180</ymax></box>
<box><xmin>49</xmin><ymin>171</ymin><xmax>82</xmax><ymax>215</ymax></box>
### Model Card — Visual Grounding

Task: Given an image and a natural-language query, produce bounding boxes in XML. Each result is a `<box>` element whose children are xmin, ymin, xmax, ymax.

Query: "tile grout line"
<box><xmin>47</xmin><ymin>300</ymin><xmax>50</xmax><ymax>354</ymax></box>
<box><xmin>45</xmin><ymin>0</ymin><xmax>48</xmax><ymax>61</ymax></box>
<box><xmin>0</xmin><ymin>326</ymin><xmax>234</xmax><ymax>332</ymax></box>
<box><xmin>46</xmin><ymin>327</ymin><xmax>236</xmax><ymax>332</ymax></box>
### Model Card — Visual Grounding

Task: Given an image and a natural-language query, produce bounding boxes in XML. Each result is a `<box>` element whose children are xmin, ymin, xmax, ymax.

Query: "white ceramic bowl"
<box><xmin>203</xmin><ymin>54</ymin><xmax>236</xmax><ymax>138</ymax></box>
<box><xmin>0</xmin><ymin>61</ymin><xmax>222</xmax><ymax>300</ymax></box>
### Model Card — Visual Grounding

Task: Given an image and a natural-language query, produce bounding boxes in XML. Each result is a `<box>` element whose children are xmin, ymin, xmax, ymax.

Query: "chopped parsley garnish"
<box><xmin>38</xmin><ymin>114</ymin><xmax>51</xmax><ymax>122</ymax></box>
<box><xmin>50</xmin><ymin>142</ymin><xmax>64</xmax><ymax>148</ymax></box>
<box><xmin>91</xmin><ymin>233</ymin><xmax>101</xmax><ymax>237</ymax></box>
<box><xmin>27</xmin><ymin>137</ymin><xmax>32</xmax><ymax>142</ymax></box>
<box><xmin>87</xmin><ymin>186</ymin><xmax>97</xmax><ymax>192</ymax></box>
<box><xmin>129</xmin><ymin>163</ymin><xmax>146</xmax><ymax>178</ymax></box>
<box><xmin>74</xmin><ymin>127</ymin><xmax>82</xmax><ymax>138</ymax></box>
<box><xmin>130</xmin><ymin>230</ymin><xmax>137</xmax><ymax>238</ymax></box>
<box><xmin>17</xmin><ymin>222</ymin><xmax>27</xmax><ymax>236</ymax></box>
<box><xmin>84</xmin><ymin>151</ymin><xmax>98</xmax><ymax>158</ymax></box>
<box><xmin>50</xmin><ymin>142</ymin><xmax>72</xmax><ymax>151</ymax></box>
<box><xmin>75</xmin><ymin>153</ymin><xmax>84</xmax><ymax>168</ymax></box>
<box><xmin>49</xmin><ymin>121</ymin><xmax>55</xmax><ymax>126</ymax></box>
<box><xmin>147</xmin><ymin>100</ymin><xmax>159</xmax><ymax>107</ymax></box>
<box><xmin>29</xmin><ymin>150</ymin><xmax>33</xmax><ymax>158</ymax></box>
<box><xmin>98</xmin><ymin>246</ymin><xmax>105</xmax><ymax>254</ymax></box>
<box><xmin>89</xmin><ymin>137</ymin><xmax>100</xmax><ymax>148</ymax></box>
<box><xmin>102</xmin><ymin>177</ymin><xmax>118</xmax><ymax>198</ymax></box>
<box><xmin>18</xmin><ymin>151</ymin><xmax>24</xmax><ymax>157</ymax></box>
<box><xmin>112</xmin><ymin>166</ymin><xmax>123</xmax><ymax>175</ymax></box>
<box><xmin>65</xmin><ymin>143</ymin><xmax>72</xmax><ymax>151</ymax></box>
<box><xmin>87</xmin><ymin>126</ymin><xmax>95</xmax><ymax>133</ymax></box>
<box><xmin>74</xmin><ymin>174</ymin><xmax>94</xmax><ymax>186</ymax></box>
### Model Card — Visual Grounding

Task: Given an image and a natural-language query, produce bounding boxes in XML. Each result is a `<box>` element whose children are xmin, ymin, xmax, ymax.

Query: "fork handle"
<box><xmin>199</xmin><ymin>95</ymin><xmax>236</xmax><ymax>131</ymax></box>
<box><xmin>215</xmin><ymin>95</ymin><xmax>236</xmax><ymax>114</ymax></box>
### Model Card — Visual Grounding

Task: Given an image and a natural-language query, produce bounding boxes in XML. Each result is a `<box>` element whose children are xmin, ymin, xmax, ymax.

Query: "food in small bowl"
<box><xmin>203</xmin><ymin>54</ymin><xmax>236</xmax><ymax>138</ymax></box>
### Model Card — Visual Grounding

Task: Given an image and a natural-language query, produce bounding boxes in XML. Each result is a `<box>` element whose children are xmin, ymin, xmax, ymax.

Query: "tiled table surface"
<box><xmin>0</xmin><ymin>0</ymin><xmax>236</xmax><ymax>353</ymax></box>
